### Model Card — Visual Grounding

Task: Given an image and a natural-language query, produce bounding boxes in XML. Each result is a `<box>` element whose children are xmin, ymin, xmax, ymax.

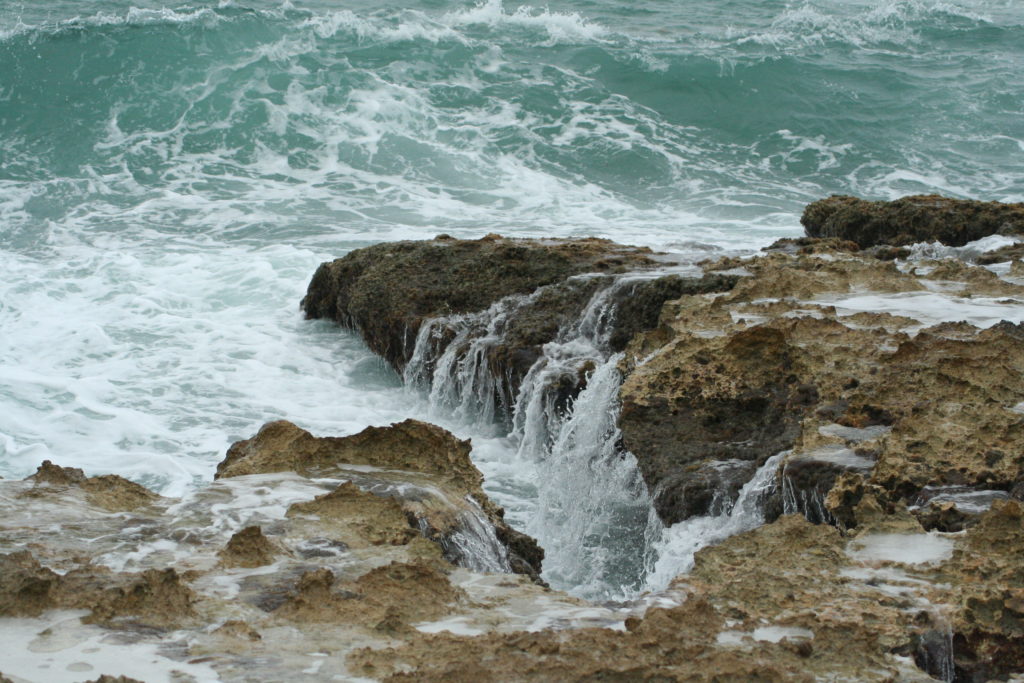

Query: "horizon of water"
<box><xmin>1</xmin><ymin>0</ymin><xmax>1022</xmax><ymax>598</ymax></box>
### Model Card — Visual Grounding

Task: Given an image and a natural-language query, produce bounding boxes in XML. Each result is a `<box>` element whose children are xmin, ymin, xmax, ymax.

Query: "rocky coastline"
<box><xmin>3</xmin><ymin>195</ymin><xmax>1024</xmax><ymax>682</ymax></box>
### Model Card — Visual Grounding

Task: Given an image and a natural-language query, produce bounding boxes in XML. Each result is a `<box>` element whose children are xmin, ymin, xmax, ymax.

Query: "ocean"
<box><xmin>1</xmin><ymin>0</ymin><xmax>1022</xmax><ymax>598</ymax></box>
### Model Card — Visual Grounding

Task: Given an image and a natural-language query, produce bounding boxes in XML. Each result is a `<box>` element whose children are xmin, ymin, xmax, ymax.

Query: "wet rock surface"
<box><xmin>301</xmin><ymin>235</ymin><xmax>658</xmax><ymax>371</ymax></box>
<box><xmin>5</xmin><ymin>225</ymin><xmax>1024</xmax><ymax>681</ymax></box>
<box><xmin>217</xmin><ymin>418</ymin><xmax>544</xmax><ymax>581</ymax></box>
<box><xmin>620</xmin><ymin>245</ymin><xmax>1024</xmax><ymax>526</ymax></box>
<box><xmin>301</xmin><ymin>236</ymin><xmax>738</xmax><ymax>421</ymax></box>
<box><xmin>802</xmin><ymin>194</ymin><xmax>1024</xmax><ymax>247</ymax></box>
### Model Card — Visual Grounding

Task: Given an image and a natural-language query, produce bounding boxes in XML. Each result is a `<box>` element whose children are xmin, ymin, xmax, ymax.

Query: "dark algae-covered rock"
<box><xmin>802</xmin><ymin>194</ymin><xmax>1024</xmax><ymax>247</ymax></box>
<box><xmin>301</xmin><ymin>235</ymin><xmax>656</xmax><ymax>371</ymax></box>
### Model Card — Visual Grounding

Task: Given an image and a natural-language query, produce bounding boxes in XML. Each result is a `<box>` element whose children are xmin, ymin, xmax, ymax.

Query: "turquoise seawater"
<box><xmin>0</xmin><ymin>0</ymin><xmax>1022</xmax><ymax>595</ymax></box>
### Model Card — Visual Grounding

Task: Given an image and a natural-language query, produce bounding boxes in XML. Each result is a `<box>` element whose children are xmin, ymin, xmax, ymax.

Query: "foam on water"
<box><xmin>1</xmin><ymin>611</ymin><xmax>219</xmax><ymax>683</ymax></box>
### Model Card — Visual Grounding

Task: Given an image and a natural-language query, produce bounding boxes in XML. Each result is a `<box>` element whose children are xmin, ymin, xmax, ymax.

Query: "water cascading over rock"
<box><xmin>302</xmin><ymin>235</ymin><xmax>741</xmax><ymax>596</ymax></box>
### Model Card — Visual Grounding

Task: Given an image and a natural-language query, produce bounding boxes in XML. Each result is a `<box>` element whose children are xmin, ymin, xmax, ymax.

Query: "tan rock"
<box><xmin>218</xmin><ymin>526</ymin><xmax>279</xmax><ymax>568</ymax></box>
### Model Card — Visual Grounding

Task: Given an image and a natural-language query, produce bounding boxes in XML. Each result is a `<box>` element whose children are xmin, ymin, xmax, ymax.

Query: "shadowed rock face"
<box><xmin>301</xmin><ymin>235</ymin><xmax>657</xmax><ymax>372</ymax></box>
<box><xmin>802</xmin><ymin>194</ymin><xmax>1024</xmax><ymax>247</ymax></box>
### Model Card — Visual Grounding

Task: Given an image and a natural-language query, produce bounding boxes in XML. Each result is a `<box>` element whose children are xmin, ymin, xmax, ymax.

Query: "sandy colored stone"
<box><xmin>212</xmin><ymin>619</ymin><xmax>262</xmax><ymax>641</ymax></box>
<box><xmin>0</xmin><ymin>550</ymin><xmax>60</xmax><ymax>616</ymax></box>
<box><xmin>274</xmin><ymin>561</ymin><xmax>464</xmax><ymax>630</ymax></box>
<box><xmin>218</xmin><ymin>419</ymin><xmax>544</xmax><ymax>580</ymax></box>
<box><xmin>218</xmin><ymin>525</ymin><xmax>279</xmax><ymax>568</ymax></box>
<box><xmin>941</xmin><ymin>501</ymin><xmax>1024</xmax><ymax>679</ymax></box>
<box><xmin>82</xmin><ymin>567</ymin><xmax>197</xmax><ymax>628</ymax></box>
<box><xmin>347</xmin><ymin>595</ymin><xmax>818</xmax><ymax>683</ymax></box>
<box><xmin>24</xmin><ymin>460</ymin><xmax>157</xmax><ymax>512</ymax></box>
<box><xmin>619</xmin><ymin>248</ymin><xmax>1024</xmax><ymax>525</ymax></box>
<box><xmin>286</xmin><ymin>482</ymin><xmax>417</xmax><ymax>548</ymax></box>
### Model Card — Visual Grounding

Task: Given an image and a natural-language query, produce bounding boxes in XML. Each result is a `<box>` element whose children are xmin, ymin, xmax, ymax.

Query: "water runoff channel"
<box><xmin>394</xmin><ymin>263</ymin><xmax>788</xmax><ymax>602</ymax></box>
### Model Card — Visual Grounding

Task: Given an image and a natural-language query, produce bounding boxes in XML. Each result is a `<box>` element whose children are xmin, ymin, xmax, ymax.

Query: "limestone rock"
<box><xmin>25</xmin><ymin>459</ymin><xmax>157</xmax><ymax>512</ymax></box>
<box><xmin>82</xmin><ymin>568</ymin><xmax>197</xmax><ymax>628</ymax></box>
<box><xmin>218</xmin><ymin>526</ymin><xmax>279</xmax><ymax>568</ymax></box>
<box><xmin>943</xmin><ymin>500</ymin><xmax>1024</xmax><ymax>680</ymax></box>
<box><xmin>217</xmin><ymin>419</ymin><xmax>544</xmax><ymax>581</ymax></box>
<box><xmin>802</xmin><ymin>194</ymin><xmax>1024</xmax><ymax>247</ymax></box>
<box><xmin>285</xmin><ymin>482</ymin><xmax>417</xmax><ymax>548</ymax></box>
<box><xmin>0</xmin><ymin>550</ymin><xmax>60</xmax><ymax>616</ymax></box>
<box><xmin>620</xmin><ymin>248</ymin><xmax>1024</xmax><ymax>525</ymax></box>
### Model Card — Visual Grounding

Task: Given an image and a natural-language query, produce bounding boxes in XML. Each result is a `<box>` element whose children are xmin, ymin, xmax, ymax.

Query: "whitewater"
<box><xmin>1</xmin><ymin>0</ymin><xmax>1022</xmax><ymax>599</ymax></box>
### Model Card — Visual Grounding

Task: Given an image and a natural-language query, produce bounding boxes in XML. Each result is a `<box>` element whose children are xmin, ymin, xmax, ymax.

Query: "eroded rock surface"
<box><xmin>620</xmin><ymin>245</ymin><xmax>1024</xmax><ymax>526</ymax></box>
<box><xmin>301</xmin><ymin>236</ymin><xmax>739</xmax><ymax>424</ymax></box>
<box><xmin>217</xmin><ymin>419</ymin><xmax>543</xmax><ymax>580</ymax></box>
<box><xmin>802</xmin><ymin>194</ymin><xmax>1024</xmax><ymax>247</ymax></box>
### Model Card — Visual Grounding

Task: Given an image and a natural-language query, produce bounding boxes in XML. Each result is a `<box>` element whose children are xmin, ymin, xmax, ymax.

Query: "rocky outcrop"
<box><xmin>218</xmin><ymin>526</ymin><xmax>279</xmax><ymax>568</ymax></box>
<box><xmin>301</xmin><ymin>236</ymin><xmax>740</xmax><ymax>422</ymax></box>
<box><xmin>301</xmin><ymin>235</ymin><xmax>657</xmax><ymax>371</ymax></box>
<box><xmin>802</xmin><ymin>194</ymin><xmax>1024</xmax><ymax>247</ymax></box>
<box><xmin>26</xmin><ymin>460</ymin><xmax>157</xmax><ymax>512</ymax></box>
<box><xmin>620</xmin><ymin>245</ymin><xmax>1024</xmax><ymax>525</ymax></box>
<box><xmin>6</xmin><ymin>457</ymin><xmax>1022</xmax><ymax>682</ymax></box>
<box><xmin>0</xmin><ymin>549</ymin><xmax>196</xmax><ymax>628</ymax></box>
<box><xmin>217</xmin><ymin>418</ymin><xmax>544</xmax><ymax>581</ymax></box>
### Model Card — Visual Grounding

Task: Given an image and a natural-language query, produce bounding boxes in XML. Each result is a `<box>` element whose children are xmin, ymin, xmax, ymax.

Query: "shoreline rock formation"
<box><xmin>217</xmin><ymin>418</ymin><xmax>544</xmax><ymax>581</ymax></box>
<box><xmin>802</xmin><ymin>194</ymin><xmax>1024</xmax><ymax>247</ymax></box>
<box><xmin>3</xmin><ymin>194</ymin><xmax>1023</xmax><ymax>681</ymax></box>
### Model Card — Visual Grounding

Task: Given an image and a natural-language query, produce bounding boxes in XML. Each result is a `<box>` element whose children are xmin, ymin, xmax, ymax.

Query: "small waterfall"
<box><xmin>436</xmin><ymin>497</ymin><xmax>513</xmax><ymax>574</ymax></box>
<box><xmin>645</xmin><ymin>453</ymin><xmax>785</xmax><ymax>592</ymax></box>
<box><xmin>404</xmin><ymin>275</ymin><xmax>663</xmax><ymax>599</ymax></box>
<box><xmin>781</xmin><ymin>470</ymin><xmax>834</xmax><ymax>525</ymax></box>
<box><xmin>405</xmin><ymin>292</ymin><xmax>541</xmax><ymax>431</ymax></box>
<box><xmin>402</xmin><ymin>273</ymin><xmax>797</xmax><ymax>600</ymax></box>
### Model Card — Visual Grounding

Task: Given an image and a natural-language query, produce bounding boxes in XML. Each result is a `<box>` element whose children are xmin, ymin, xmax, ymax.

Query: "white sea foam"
<box><xmin>0</xmin><ymin>611</ymin><xmax>219</xmax><ymax>683</ymax></box>
<box><xmin>847</xmin><ymin>532</ymin><xmax>955</xmax><ymax>565</ymax></box>
<box><xmin>813</xmin><ymin>291</ymin><xmax>1024</xmax><ymax>331</ymax></box>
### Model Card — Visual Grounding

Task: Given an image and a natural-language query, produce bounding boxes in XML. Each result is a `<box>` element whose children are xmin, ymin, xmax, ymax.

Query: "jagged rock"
<box><xmin>286</xmin><ymin>482</ymin><xmax>417</xmax><ymax>548</ymax></box>
<box><xmin>218</xmin><ymin>419</ymin><xmax>545</xmax><ymax>581</ymax></box>
<box><xmin>802</xmin><ymin>194</ymin><xmax>1024</xmax><ymax>247</ymax></box>
<box><xmin>1</xmin><ymin>547</ymin><xmax>196</xmax><ymax>628</ymax></box>
<box><xmin>621</xmin><ymin>249</ymin><xmax>1024</xmax><ymax>526</ymax></box>
<box><xmin>943</xmin><ymin>500</ymin><xmax>1024</xmax><ymax>681</ymax></box>
<box><xmin>213</xmin><ymin>619</ymin><xmax>262</xmax><ymax>641</ymax></box>
<box><xmin>619</xmin><ymin>323</ymin><xmax>820</xmax><ymax>525</ymax></box>
<box><xmin>0</xmin><ymin>550</ymin><xmax>60</xmax><ymax>616</ymax></box>
<box><xmin>605</xmin><ymin>273</ymin><xmax>739</xmax><ymax>352</ymax></box>
<box><xmin>347</xmin><ymin>595</ymin><xmax>819</xmax><ymax>683</ymax></box>
<box><xmin>83</xmin><ymin>568</ymin><xmax>197</xmax><ymax>628</ymax></box>
<box><xmin>85</xmin><ymin>677</ymin><xmax>146</xmax><ymax>683</ymax></box>
<box><xmin>301</xmin><ymin>235</ymin><xmax>657</xmax><ymax>371</ymax></box>
<box><xmin>274</xmin><ymin>561</ymin><xmax>464</xmax><ymax>628</ymax></box>
<box><xmin>301</xmin><ymin>236</ymin><xmax>740</xmax><ymax>423</ymax></box>
<box><xmin>218</xmin><ymin>526</ymin><xmax>279</xmax><ymax>568</ymax></box>
<box><xmin>26</xmin><ymin>459</ymin><xmax>157</xmax><ymax>512</ymax></box>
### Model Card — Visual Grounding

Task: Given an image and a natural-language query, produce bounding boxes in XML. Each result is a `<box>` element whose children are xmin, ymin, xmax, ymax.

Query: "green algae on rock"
<box><xmin>802</xmin><ymin>194</ymin><xmax>1024</xmax><ymax>248</ymax></box>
